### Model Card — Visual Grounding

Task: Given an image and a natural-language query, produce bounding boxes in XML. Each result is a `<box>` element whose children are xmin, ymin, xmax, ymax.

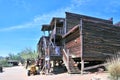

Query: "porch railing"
<box><xmin>50</xmin><ymin>27</ymin><xmax>64</xmax><ymax>39</ymax></box>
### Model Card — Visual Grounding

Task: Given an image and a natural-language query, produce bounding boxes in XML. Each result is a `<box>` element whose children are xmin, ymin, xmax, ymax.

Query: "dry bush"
<box><xmin>106</xmin><ymin>55</ymin><xmax>120</xmax><ymax>80</ymax></box>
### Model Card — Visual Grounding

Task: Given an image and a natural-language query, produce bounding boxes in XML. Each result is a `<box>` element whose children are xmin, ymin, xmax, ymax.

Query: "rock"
<box><xmin>98</xmin><ymin>68</ymin><xmax>104</xmax><ymax>73</ymax></box>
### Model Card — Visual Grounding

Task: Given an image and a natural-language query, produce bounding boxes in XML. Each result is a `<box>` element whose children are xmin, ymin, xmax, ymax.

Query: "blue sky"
<box><xmin>0</xmin><ymin>0</ymin><xmax>120</xmax><ymax>57</ymax></box>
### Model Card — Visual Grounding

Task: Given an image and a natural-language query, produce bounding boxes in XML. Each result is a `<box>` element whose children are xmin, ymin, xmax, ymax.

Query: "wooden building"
<box><xmin>38</xmin><ymin>18</ymin><xmax>65</xmax><ymax>60</ymax></box>
<box><xmin>64</xmin><ymin>12</ymin><xmax>120</xmax><ymax>61</ymax></box>
<box><xmin>37</xmin><ymin>12</ymin><xmax>120</xmax><ymax>74</ymax></box>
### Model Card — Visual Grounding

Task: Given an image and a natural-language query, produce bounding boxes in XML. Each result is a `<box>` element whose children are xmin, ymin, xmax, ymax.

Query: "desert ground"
<box><xmin>0</xmin><ymin>66</ymin><xmax>110</xmax><ymax>80</ymax></box>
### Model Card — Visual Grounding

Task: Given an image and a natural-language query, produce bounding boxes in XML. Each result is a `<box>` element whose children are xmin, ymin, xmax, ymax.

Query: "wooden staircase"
<box><xmin>63</xmin><ymin>49</ymin><xmax>80</xmax><ymax>74</ymax></box>
<box><xmin>68</xmin><ymin>56</ymin><xmax>80</xmax><ymax>74</ymax></box>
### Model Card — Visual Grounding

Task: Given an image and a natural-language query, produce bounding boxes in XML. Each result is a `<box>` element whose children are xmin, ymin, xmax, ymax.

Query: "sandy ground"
<box><xmin>0</xmin><ymin>66</ymin><xmax>110</xmax><ymax>80</ymax></box>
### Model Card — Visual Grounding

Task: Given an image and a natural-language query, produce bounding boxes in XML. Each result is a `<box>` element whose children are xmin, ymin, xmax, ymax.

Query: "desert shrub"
<box><xmin>3</xmin><ymin>63</ymin><xmax>13</xmax><ymax>67</ymax></box>
<box><xmin>106</xmin><ymin>55</ymin><xmax>120</xmax><ymax>80</ymax></box>
<box><xmin>0</xmin><ymin>59</ymin><xmax>13</xmax><ymax>67</ymax></box>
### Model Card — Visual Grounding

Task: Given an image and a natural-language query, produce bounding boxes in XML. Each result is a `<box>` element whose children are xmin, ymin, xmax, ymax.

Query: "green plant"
<box><xmin>106</xmin><ymin>55</ymin><xmax>120</xmax><ymax>80</ymax></box>
<box><xmin>18</xmin><ymin>48</ymin><xmax>38</xmax><ymax>60</ymax></box>
<box><xmin>0</xmin><ymin>59</ymin><xmax>13</xmax><ymax>67</ymax></box>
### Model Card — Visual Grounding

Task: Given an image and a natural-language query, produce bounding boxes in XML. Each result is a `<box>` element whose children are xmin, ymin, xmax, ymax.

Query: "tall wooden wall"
<box><xmin>65</xmin><ymin>29</ymin><xmax>81</xmax><ymax>57</ymax></box>
<box><xmin>83</xmin><ymin>20</ymin><xmax>120</xmax><ymax>61</ymax></box>
<box><xmin>65</xmin><ymin>12</ymin><xmax>113</xmax><ymax>33</ymax></box>
<box><xmin>65</xmin><ymin>12</ymin><xmax>120</xmax><ymax>61</ymax></box>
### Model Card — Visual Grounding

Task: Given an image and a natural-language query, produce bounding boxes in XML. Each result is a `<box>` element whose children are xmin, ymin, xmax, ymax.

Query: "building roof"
<box><xmin>49</xmin><ymin>17</ymin><xmax>65</xmax><ymax>29</ymax></box>
<box><xmin>50</xmin><ymin>17</ymin><xmax>65</xmax><ymax>26</ymax></box>
<box><xmin>65</xmin><ymin>12</ymin><xmax>113</xmax><ymax>25</ymax></box>
<box><xmin>41</xmin><ymin>24</ymin><xmax>51</xmax><ymax>31</ymax></box>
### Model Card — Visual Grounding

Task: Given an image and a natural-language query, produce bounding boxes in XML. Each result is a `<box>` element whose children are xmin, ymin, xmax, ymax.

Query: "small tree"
<box><xmin>18</xmin><ymin>48</ymin><xmax>38</xmax><ymax>63</ymax></box>
<box><xmin>8</xmin><ymin>53</ymin><xmax>21</xmax><ymax>60</ymax></box>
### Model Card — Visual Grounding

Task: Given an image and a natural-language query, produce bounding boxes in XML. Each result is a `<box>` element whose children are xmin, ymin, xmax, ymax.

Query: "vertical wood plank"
<box><xmin>79</xmin><ymin>18</ymin><xmax>84</xmax><ymax>74</ymax></box>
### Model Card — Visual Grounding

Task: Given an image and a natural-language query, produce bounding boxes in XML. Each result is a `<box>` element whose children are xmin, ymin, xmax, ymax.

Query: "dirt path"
<box><xmin>0</xmin><ymin>66</ymin><xmax>110</xmax><ymax>80</ymax></box>
<box><xmin>0</xmin><ymin>66</ymin><xmax>28</xmax><ymax>80</ymax></box>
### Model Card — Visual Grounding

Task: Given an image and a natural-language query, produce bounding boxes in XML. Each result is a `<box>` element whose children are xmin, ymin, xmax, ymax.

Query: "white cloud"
<box><xmin>12</xmin><ymin>0</ymin><xmax>30</xmax><ymax>11</ymax></box>
<box><xmin>0</xmin><ymin>22</ymin><xmax>39</xmax><ymax>32</ymax></box>
<box><xmin>32</xmin><ymin>0</ymin><xmax>86</xmax><ymax>24</ymax></box>
<box><xmin>109</xmin><ymin>0</ymin><xmax>120</xmax><ymax>7</ymax></box>
<box><xmin>103</xmin><ymin>0</ymin><xmax>120</xmax><ymax>13</ymax></box>
<box><xmin>2</xmin><ymin>0</ymin><xmax>119</xmax><ymax>32</ymax></box>
<box><xmin>20</xmin><ymin>38</ymin><xmax>39</xmax><ymax>41</ymax></box>
<box><xmin>33</xmin><ymin>7</ymin><xmax>72</xmax><ymax>24</ymax></box>
<box><xmin>0</xmin><ymin>0</ymin><xmax>87</xmax><ymax>32</ymax></box>
<box><xmin>71</xmin><ymin>0</ymin><xmax>90</xmax><ymax>7</ymax></box>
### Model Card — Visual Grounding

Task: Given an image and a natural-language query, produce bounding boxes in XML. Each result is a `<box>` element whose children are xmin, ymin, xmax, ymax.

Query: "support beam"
<box><xmin>43</xmin><ymin>31</ymin><xmax>45</xmax><ymax>36</ymax></box>
<box><xmin>67</xmin><ymin>49</ymin><xmax>70</xmax><ymax>72</ymax></box>
<box><xmin>84</xmin><ymin>63</ymin><xmax>107</xmax><ymax>71</ymax></box>
<box><xmin>79</xmin><ymin>18</ymin><xmax>84</xmax><ymax>74</ymax></box>
<box><xmin>54</xmin><ymin>19</ymin><xmax>56</xmax><ymax>45</ymax></box>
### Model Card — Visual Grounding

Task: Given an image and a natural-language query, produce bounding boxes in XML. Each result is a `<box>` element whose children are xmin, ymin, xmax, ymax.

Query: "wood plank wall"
<box><xmin>65</xmin><ymin>36</ymin><xmax>81</xmax><ymax>57</ymax></box>
<box><xmin>65</xmin><ymin>12</ymin><xmax>113</xmax><ymax>33</ymax></box>
<box><xmin>65</xmin><ymin>12</ymin><xmax>120</xmax><ymax>61</ymax></box>
<box><xmin>83</xmin><ymin>21</ymin><xmax>120</xmax><ymax>60</ymax></box>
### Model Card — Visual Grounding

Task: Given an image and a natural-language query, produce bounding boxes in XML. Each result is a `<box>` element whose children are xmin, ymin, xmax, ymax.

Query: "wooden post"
<box><xmin>67</xmin><ymin>49</ymin><xmax>69</xmax><ymax>72</ymax></box>
<box><xmin>64</xmin><ymin>19</ymin><xmax>67</xmax><ymax>34</ymax></box>
<box><xmin>79</xmin><ymin>18</ymin><xmax>84</xmax><ymax>74</ymax></box>
<box><xmin>43</xmin><ymin>31</ymin><xmax>45</xmax><ymax>36</ymax></box>
<box><xmin>48</xmin><ymin>44</ymin><xmax>50</xmax><ymax>74</ymax></box>
<box><xmin>48</xmin><ymin>31</ymin><xmax>50</xmax><ymax>36</ymax></box>
<box><xmin>43</xmin><ymin>30</ymin><xmax>46</xmax><ymax>74</ymax></box>
<box><xmin>54</xmin><ymin>19</ymin><xmax>56</xmax><ymax>45</ymax></box>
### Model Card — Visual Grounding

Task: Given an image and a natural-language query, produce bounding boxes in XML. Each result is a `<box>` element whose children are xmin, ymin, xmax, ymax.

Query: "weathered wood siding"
<box><xmin>65</xmin><ymin>12</ymin><xmax>120</xmax><ymax>61</ymax></box>
<box><xmin>83</xmin><ymin>20</ymin><xmax>120</xmax><ymax>61</ymax></box>
<box><xmin>65</xmin><ymin>36</ymin><xmax>81</xmax><ymax>57</ymax></box>
<box><xmin>65</xmin><ymin>12</ymin><xmax>113</xmax><ymax>33</ymax></box>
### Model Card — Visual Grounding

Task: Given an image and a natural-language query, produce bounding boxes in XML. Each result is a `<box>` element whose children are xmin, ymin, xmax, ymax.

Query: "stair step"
<box><xmin>62</xmin><ymin>51</ymin><xmax>80</xmax><ymax>74</ymax></box>
<box><xmin>68</xmin><ymin>71</ymin><xmax>81</xmax><ymax>74</ymax></box>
